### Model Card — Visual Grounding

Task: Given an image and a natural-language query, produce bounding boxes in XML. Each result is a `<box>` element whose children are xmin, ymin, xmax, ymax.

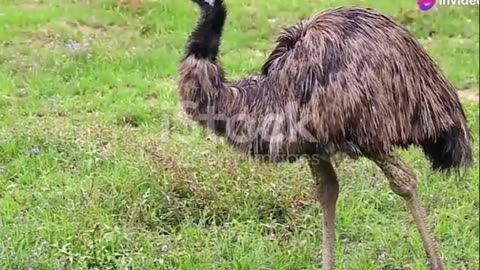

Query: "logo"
<box><xmin>417</xmin><ymin>0</ymin><xmax>436</xmax><ymax>10</ymax></box>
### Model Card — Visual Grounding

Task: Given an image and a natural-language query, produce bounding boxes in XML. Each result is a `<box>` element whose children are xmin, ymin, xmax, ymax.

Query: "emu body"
<box><xmin>178</xmin><ymin>1</ymin><xmax>473</xmax><ymax>269</ymax></box>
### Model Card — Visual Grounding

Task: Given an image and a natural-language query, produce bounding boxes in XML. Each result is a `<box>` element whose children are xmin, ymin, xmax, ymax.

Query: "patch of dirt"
<box><xmin>26</xmin><ymin>31</ymin><xmax>89</xmax><ymax>52</ymax></box>
<box><xmin>65</xmin><ymin>20</ymin><xmax>108</xmax><ymax>35</ymax></box>
<box><xmin>21</xmin><ymin>19</ymin><xmax>114</xmax><ymax>55</ymax></box>
<box><xmin>145</xmin><ymin>92</ymin><xmax>158</xmax><ymax>101</ymax></box>
<box><xmin>26</xmin><ymin>18</ymin><xmax>139</xmax><ymax>53</ymax></box>
<box><xmin>17</xmin><ymin>1</ymin><xmax>45</xmax><ymax>10</ymax></box>
<box><xmin>420</xmin><ymin>36</ymin><xmax>476</xmax><ymax>47</ymax></box>
<box><xmin>114</xmin><ymin>0</ymin><xmax>145</xmax><ymax>12</ymax></box>
<box><xmin>458</xmin><ymin>89</ymin><xmax>479</xmax><ymax>102</ymax></box>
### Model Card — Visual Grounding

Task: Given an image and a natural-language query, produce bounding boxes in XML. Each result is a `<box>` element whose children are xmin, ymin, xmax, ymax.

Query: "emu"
<box><xmin>177</xmin><ymin>0</ymin><xmax>473</xmax><ymax>269</ymax></box>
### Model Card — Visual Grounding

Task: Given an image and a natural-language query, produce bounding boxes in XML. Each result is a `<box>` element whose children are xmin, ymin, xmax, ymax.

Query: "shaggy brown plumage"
<box><xmin>177</xmin><ymin>1</ymin><xmax>473</xmax><ymax>269</ymax></box>
<box><xmin>179</xmin><ymin>4</ymin><xmax>472</xmax><ymax>169</ymax></box>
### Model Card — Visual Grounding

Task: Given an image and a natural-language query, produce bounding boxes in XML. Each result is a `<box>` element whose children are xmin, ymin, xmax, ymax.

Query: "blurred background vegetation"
<box><xmin>0</xmin><ymin>0</ymin><xmax>478</xmax><ymax>269</ymax></box>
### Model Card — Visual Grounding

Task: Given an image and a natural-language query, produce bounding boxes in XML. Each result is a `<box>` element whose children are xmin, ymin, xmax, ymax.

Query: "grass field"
<box><xmin>0</xmin><ymin>0</ymin><xmax>478</xmax><ymax>269</ymax></box>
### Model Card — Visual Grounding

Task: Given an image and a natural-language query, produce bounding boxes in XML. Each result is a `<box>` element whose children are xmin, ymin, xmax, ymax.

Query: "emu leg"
<box><xmin>309</xmin><ymin>159</ymin><xmax>339</xmax><ymax>270</ymax></box>
<box><xmin>374</xmin><ymin>156</ymin><xmax>445</xmax><ymax>270</ymax></box>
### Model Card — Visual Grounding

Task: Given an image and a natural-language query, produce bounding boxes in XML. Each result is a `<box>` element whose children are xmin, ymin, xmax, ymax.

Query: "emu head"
<box><xmin>191</xmin><ymin>0</ymin><xmax>216</xmax><ymax>7</ymax></box>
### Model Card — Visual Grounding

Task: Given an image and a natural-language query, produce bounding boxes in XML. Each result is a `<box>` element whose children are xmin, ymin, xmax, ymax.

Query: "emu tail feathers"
<box><xmin>421</xmin><ymin>125</ymin><xmax>473</xmax><ymax>171</ymax></box>
<box><xmin>185</xmin><ymin>0</ymin><xmax>226</xmax><ymax>61</ymax></box>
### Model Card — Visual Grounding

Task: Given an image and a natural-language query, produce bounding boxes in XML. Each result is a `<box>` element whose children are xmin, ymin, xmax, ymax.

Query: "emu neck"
<box><xmin>178</xmin><ymin>56</ymin><xmax>230</xmax><ymax>132</ymax></box>
<box><xmin>179</xmin><ymin>0</ymin><xmax>229</xmax><ymax>128</ymax></box>
<box><xmin>184</xmin><ymin>1</ymin><xmax>227</xmax><ymax>61</ymax></box>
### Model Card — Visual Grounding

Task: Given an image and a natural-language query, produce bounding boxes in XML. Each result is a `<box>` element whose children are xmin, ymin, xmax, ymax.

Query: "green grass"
<box><xmin>0</xmin><ymin>0</ymin><xmax>478</xmax><ymax>269</ymax></box>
